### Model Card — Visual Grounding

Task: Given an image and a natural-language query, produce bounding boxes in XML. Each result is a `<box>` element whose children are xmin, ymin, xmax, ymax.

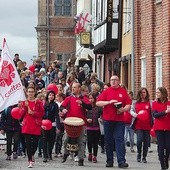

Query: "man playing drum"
<box><xmin>60</xmin><ymin>82</ymin><xmax>92</xmax><ymax>166</ymax></box>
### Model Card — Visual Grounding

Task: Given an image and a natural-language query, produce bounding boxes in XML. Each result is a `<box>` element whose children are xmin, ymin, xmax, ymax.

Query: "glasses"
<box><xmin>110</xmin><ymin>79</ymin><xmax>119</xmax><ymax>81</ymax></box>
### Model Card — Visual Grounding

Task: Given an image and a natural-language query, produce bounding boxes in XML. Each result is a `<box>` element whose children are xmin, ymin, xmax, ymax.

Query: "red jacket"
<box><xmin>152</xmin><ymin>100</ymin><xmax>170</xmax><ymax>131</ymax></box>
<box><xmin>20</xmin><ymin>99</ymin><xmax>44</xmax><ymax>135</ymax></box>
<box><xmin>97</xmin><ymin>86</ymin><xmax>131</xmax><ymax>121</ymax></box>
<box><xmin>134</xmin><ymin>101</ymin><xmax>152</xmax><ymax>130</ymax></box>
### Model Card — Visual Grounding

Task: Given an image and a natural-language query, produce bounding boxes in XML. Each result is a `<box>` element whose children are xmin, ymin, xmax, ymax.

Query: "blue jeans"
<box><xmin>136</xmin><ymin>130</ymin><xmax>150</xmax><ymax>158</ymax></box>
<box><xmin>124</xmin><ymin>124</ymin><xmax>135</xmax><ymax>149</ymax></box>
<box><xmin>104</xmin><ymin>121</ymin><xmax>126</xmax><ymax>165</ymax></box>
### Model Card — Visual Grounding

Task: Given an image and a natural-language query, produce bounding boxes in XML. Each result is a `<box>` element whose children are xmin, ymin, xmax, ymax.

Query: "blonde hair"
<box><xmin>36</xmin><ymin>93</ymin><xmax>46</xmax><ymax>100</ymax></box>
<box><xmin>81</xmin><ymin>85</ymin><xmax>88</xmax><ymax>91</ymax></box>
<box><xmin>17</xmin><ymin>60</ymin><xmax>24</xmax><ymax>70</ymax></box>
<box><xmin>91</xmin><ymin>83</ymin><xmax>100</xmax><ymax>92</ymax></box>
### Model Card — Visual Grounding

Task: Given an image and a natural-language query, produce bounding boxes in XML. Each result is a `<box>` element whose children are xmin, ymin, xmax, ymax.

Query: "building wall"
<box><xmin>120</xmin><ymin>0</ymin><xmax>132</xmax><ymax>91</ymax></box>
<box><xmin>121</xmin><ymin>29</ymin><xmax>132</xmax><ymax>91</ymax></box>
<box><xmin>134</xmin><ymin>1</ymin><xmax>170</xmax><ymax>99</ymax></box>
<box><xmin>36</xmin><ymin>0</ymin><xmax>76</xmax><ymax>66</ymax></box>
<box><xmin>122</xmin><ymin>32</ymin><xmax>132</xmax><ymax>57</ymax></box>
<box><xmin>104</xmin><ymin>51</ymin><xmax>119</xmax><ymax>83</ymax></box>
<box><xmin>161</xmin><ymin>1</ymin><xmax>170</xmax><ymax>93</ymax></box>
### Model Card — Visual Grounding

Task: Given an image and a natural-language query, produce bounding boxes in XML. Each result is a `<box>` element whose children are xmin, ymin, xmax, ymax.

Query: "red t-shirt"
<box><xmin>152</xmin><ymin>100</ymin><xmax>170</xmax><ymax>130</ymax></box>
<box><xmin>97</xmin><ymin>86</ymin><xmax>131</xmax><ymax>121</ymax></box>
<box><xmin>124</xmin><ymin>111</ymin><xmax>133</xmax><ymax>124</ymax></box>
<box><xmin>61</xmin><ymin>95</ymin><xmax>91</xmax><ymax>123</ymax></box>
<box><xmin>134</xmin><ymin>101</ymin><xmax>152</xmax><ymax>130</ymax></box>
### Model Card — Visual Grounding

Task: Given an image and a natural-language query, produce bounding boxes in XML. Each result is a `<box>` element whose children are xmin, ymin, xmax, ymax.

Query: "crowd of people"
<box><xmin>0</xmin><ymin>53</ymin><xmax>170</xmax><ymax>170</ymax></box>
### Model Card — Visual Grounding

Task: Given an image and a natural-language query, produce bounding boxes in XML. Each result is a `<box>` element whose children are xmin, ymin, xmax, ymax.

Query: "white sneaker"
<box><xmin>28</xmin><ymin>161</ymin><xmax>33</xmax><ymax>168</ymax></box>
<box><xmin>57</xmin><ymin>153</ymin><xmax>62</xmax><ymax>157</ymax></box>
<box><xmin>74</xmin><ymin>156</ymin><xmax>79</xmax><ymax>162</ymax></box>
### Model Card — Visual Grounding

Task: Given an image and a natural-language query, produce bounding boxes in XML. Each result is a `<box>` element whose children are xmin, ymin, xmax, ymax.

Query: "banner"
<box><xmin>0</xmin><ymin>38</ymin><xmax>26</xmax><ymax>112</ymax></box>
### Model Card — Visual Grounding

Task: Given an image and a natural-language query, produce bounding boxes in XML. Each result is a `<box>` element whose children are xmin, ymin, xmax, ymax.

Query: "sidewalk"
<box><xmin>0</xmin><ymin>143</ymin><xmax>161</xmax><ymax>170</ymax></box>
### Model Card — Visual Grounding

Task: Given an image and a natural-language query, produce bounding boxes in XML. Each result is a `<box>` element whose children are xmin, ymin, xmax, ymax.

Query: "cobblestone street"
<box><xmin>0</xmin><ymin>143</ymin><xmax>162</xmax><ymax>170</ymax></box>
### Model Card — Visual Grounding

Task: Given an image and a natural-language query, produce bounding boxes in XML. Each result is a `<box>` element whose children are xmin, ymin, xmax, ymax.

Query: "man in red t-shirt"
<box><xmin>96</xmin><ymin>75</ymin><xmax>131</xmax><ymax>168</ymax></box>
<box><xmin>60</xmin><ymin>82</ymin><xmax>92</xmax><ymax>166</ymax></box>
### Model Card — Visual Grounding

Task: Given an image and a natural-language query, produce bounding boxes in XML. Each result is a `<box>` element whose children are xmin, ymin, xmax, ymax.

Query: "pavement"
<box><xmin>0</xmin><ymin>142</ymin><xmax>163</xmax><ymax>170</ymax></box>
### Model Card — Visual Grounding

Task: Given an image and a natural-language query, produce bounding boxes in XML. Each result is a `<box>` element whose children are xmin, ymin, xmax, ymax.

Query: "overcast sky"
<box><xmin>0</xmin><ymin>0</ymin><xmax>37</xmax><ymax>66</ymax></box>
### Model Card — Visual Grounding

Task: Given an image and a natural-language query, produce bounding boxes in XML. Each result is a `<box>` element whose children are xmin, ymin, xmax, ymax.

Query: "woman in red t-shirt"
<box><xmin>152</xmin><ymin>87</ymin><xmax>170</xmax><ymax>170</ymax></box>
<box><xmin>130</xmin><ymin>87</ymin><xmax>152</xmax><ymax>163</ymax></box>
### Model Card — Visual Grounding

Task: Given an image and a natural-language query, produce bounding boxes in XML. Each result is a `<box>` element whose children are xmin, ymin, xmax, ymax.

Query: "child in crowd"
<box><xmin>42</xmin><ymin>91</ymin><xmax>60</xmax><ymax>162</ymax></box>
<box><xmin>55</xmin><ymin>93</ymin><xmax>66</xmax><ymax>157</ymax></box>
<box><xmin>86</xmin><ymin>93</ymin><xmax>102</xmax><ymax>163</ymax></box>
<box><xmin>124</xmin><ymin>91</ymin><xmax>135</xmax><ymax>152</ymax></box>
<box><xmin>37</xmin><ymin>92</ymin><xmax>46</xmax><ymax>158</ymax></box>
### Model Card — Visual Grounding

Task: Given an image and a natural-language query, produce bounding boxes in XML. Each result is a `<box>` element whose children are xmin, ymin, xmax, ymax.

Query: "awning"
<box><xmin>75</xmin><ymin>48</ymin><xmax>94</xmax><ymax>66</ymax></box>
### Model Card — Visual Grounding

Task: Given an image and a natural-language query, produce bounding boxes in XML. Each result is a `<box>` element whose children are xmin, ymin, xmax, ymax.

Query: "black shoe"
<box><xmin>48</xmin><ymin>155</ymin><xmax>52</xmax><ymax>160</ymax></box>
<box><xmin>78</xmin><ymin>159</ymin><xmax>84</xmax><ymax>166</ymax></box>
<box><xmin>137</xmin><ymin>154</ymin><xmax>141</xmax><ymax>162</ymax></box>
<box><xmin>101</xmin><ymin>149</ymin><xmax>105</xmax><ymax>154</ymax></box>
<box><xmin>118</xmin><ymin>162</ymin><xmax>129</xmax><ymax>168</ymax></box>
<box><xmin>61</xmin><ymin>154</ymin><xmax>69</xmax><ymax>163</ymax></box>
<box><xmin>126</xmin><ymin>141</ymin><xmax>130</xmax><ymax>147</ymax></box>
<box><xmin>38</xmin><ymin>153</ymin><xmax>42</xmax><ymax>158</ymax></box>
<box><xmin>106</xmin><ymin>163</ymin><xmax>113</xmax><ymax>167</ymax></box>
<box><xmin>43</xmin><ymin>158</ymin><xmax>47</xmax><ymax>162</ymax></box>
<box><xmin>142</xmin><ymin>158</ymin><xmax>147</xmax><ymax>163</ymax></box>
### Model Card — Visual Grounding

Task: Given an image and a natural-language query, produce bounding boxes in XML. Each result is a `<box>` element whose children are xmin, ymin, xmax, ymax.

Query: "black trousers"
<box><xmin>6</xmin><ymin>131</ymin><xmax>20</xmax><ymax>156</ymax></box>
<box><xmin>24</xmin><ymin>134</ymin><xmax>40</xmax><ymax>162</ymax></box>
<box><xmin>156</xmin><ymin>130</ymin><xmax>170</xmax><ymax>169</ymax></box>
<box><xmin>19</xmin><ymin>133</ymin><xmax>26</xmax><ymax>154</ymax></box>
<box><xmin>87</xmin><ymin>130</ymin><xmax>100</xmax><ymax>156</ymax></box>
<box><xmin>42</xmin><ymin>127</ymin><xmax>56</xmax><ymax>158</ymax></box>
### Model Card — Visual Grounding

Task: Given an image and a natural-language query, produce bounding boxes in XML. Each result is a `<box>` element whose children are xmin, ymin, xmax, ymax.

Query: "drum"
<box><xmin>64</xmin><ymin>117</ymin><xmax>85</xmax><ymax>152</ymax></box>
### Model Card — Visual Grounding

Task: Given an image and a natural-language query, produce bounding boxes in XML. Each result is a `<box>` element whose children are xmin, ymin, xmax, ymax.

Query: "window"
<box><xmin>141</xmin><ymin>57</ymin><xmax>146</xmax><ymax>87</ymax></box>
<box><xmin>57</xmin><ymin>53</ymin><xmax>62</xmax><ymax>61</ymax></box>
<box><xmin>54</xmin><ymin>0</ymin><xmax>72</xmax><ymax>16</ymax></box>
<box><xmin>123</xmin><ymin>0</ymin><xmax>132</xmax><ymax>34</ymax></box>
<box><xmin>155</xmin><ymin>54</ymin><xmax>162</xmax><ymax>88</ymax></box>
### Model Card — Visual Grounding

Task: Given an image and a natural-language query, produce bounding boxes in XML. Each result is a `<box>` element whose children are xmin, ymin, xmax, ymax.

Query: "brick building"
<box><xmin>134</xmin><ymin>0</ymin><xmax>170</xmax><ymax>99</ymax></box>
<box><xmin>92</xmin><ymin>0</ymin><xmax>122</xmax><ymax>82</ymax></box>
<box><xmin>35</xmin><ymin>0</ymin><xmax>76</xmax><ymax>68</ymax></box>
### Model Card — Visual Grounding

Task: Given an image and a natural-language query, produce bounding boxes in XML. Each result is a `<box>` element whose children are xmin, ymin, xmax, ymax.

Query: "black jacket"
<box><xmin>0</xmin><ymin>106</ymin><xmax>21</xmax><ymax>132</ymax></box>
<box><xmin>43</xmin><ymin>101</ymin><xmax>60</xmax><ymax>130</ymax></box>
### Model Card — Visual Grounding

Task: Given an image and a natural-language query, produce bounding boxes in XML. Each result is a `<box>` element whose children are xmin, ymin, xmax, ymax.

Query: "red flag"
<box><xmin>0</xmin><ymin>38</ymin><xmax>26</xmax><ymax>112</ymax></box>
<box><xmin>74</xmin><ymin>12</ymin><xmax>92</xmax><ymax>34</ymax></box>
<box><xmin>82</xmin><ymin>12</ymin><xmax>92</xmax><ymax>29</ymax></box>
<box><xmin>74</xmin><ymin>13</ymin><xmax>85</xmax><ymax>34</ymax></box>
